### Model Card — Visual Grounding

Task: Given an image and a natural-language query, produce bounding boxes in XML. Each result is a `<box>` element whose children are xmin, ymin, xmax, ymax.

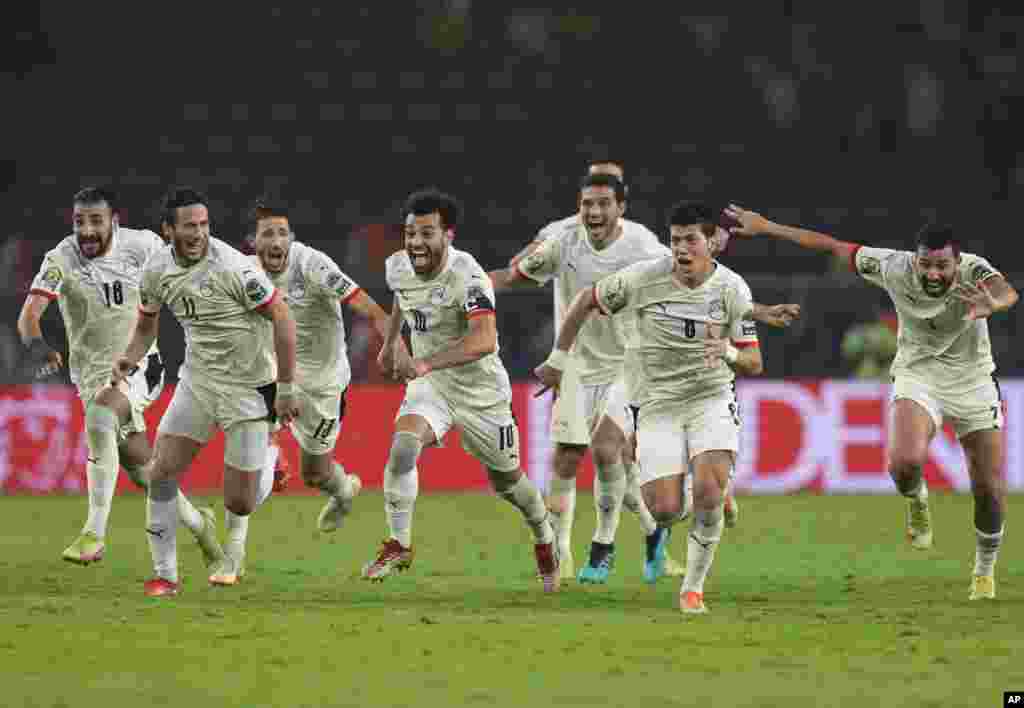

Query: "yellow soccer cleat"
<box><xmin>209</xmin><ymin>553</ymin><xmax>246</xmax><ymax>586</ymax></box>
<box><xmin>62</xmin><ymin>531</ymin><xmax>105</xmax><ymax>565</ymax></box>
<box><xmin>969</xmin><ymin>574</ymin><xmax>995</xmax><ymax>600</ymax></box>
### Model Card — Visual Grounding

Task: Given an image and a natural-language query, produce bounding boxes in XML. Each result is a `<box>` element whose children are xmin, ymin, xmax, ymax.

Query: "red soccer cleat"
<box><xmin>143</xmin><ymin>578</ymin><xmax>179</xmax><ymax>597</ymax></box>
<box><xmin>534</xmin><ymin>541</ymin><xmax>560</xmax><ymax>593</ymax></box>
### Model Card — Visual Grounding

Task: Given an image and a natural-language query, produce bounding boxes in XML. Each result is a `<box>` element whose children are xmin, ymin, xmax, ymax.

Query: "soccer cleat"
<box><xmin>969</xmin><ymin>574</ymin><xmax>995</xmax><ymax>600</ymax></box>
<box><xmin>62</xmin><ymin>531</ymin><xmax>105</xmax><ymax>565</ymax></box>
<box><xmin>680</xmin><ymin>590</ymin><xmax>708</xmax><ymax>614</ymax></box>
<box><xmin>194</xmin><ymin>507</ymin><xmax>226</xmax><ymax>568</ymax></box>
<box><xmin>318</xmin><ymin>475</ymin><xmax>362</xmax><ymax>533</ymax></box>
<box><xmin>643</xmin><ymin>527</ymin><xmax>670</xmax><ymax>584</ymax></box>
<box><xmin>906</xmin><ymin>487</ymin><xmax>933</xmax><ymax>550</ymax></box>
<box><xmin>724</xmin><ymin>492</ymin><xmax>739</xmax><ymax>529</ymax></box>
<box><xmin>208</xmin><ymin>553</ymin><xmax>246</xmax><ymax>586</ymax></box>
<box><xmin>361</xmin><ymin>538</ymin><xmax>414</xmax><ymax>582</ymax></box>
<box><xmin>577</xmin><ymin>541</ymin><xmax>615</xmax><ymax>584</ymax></box>
<box><xmin>534</xmin><ymin>541</ymin><xmax>560</xmax><ymax>593</ymax></box>
<box><xmin>143</xmin><ymin>578</ymin><xmax>179</xmax><ymax>597</ymax></box>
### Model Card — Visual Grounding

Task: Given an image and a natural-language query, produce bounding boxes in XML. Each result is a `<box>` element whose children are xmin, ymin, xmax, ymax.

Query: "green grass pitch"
<box><xmin>0</xmin><ymin>492</ymin><xmax>1021</xmax><ymax>707</ymax></box>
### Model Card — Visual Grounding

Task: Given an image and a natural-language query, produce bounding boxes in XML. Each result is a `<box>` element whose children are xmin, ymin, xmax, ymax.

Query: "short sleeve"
<box><xmin>139</xmin><ymin>260</ymin><xmax>163</xmax><ymax>313</ymax></box>
<box><xmin>461</xmin><ymin>266</ymin><xmax>497</xmax><ymax>319</ymax></box>
<box><xmin>29</xmin><ymin>254</ymin><xmax>64</xmax><ymax>300</ymax></box>
<box><xmin>515</xmin><ymin>236</ymin><xmax>561</xmax><ymax>285</ymax></box>
<box><xmin>594</xmin><ymin>270</ymin><xmax>633</xmax><ymax>316</ymax></box>
<box><xmin>309</xmin><ymin>252</ymin><xmax>362</xmax><ymax>304</ymax></box>
<box><xmin>850</xmin><ymin>245</ymin><xmax>899</xmax><ymax>289</ymax></box>
<box><xmin>728</xmin><ymin>281</ymin><xmax>759</xmax><ymax>347</ymax></box>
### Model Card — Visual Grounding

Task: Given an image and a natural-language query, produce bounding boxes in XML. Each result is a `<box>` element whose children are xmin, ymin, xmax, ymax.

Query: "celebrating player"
<box><xmin>726</xmin><ymin>206</ymin><xmax>1017</xmax><ymax>600</ymax></box>
<box><xmin>17</xmin><ymin>186</ymin><xmax>223</xmax><ymax>568</ymax></box>
<box><xmin>536</xmin><ymin>201</ymin><xmax>766</xmax><ymax>613</ymax></box>
<box><xmin>113</xmin><ymin>187</ymin><xmax>299</xmax><ymax>596</ymax></box>
<box><xmin>366</xmin><ymin>188</ymin><xmax>560</xmax><ymax>591</ymax></box>
<box><xmin>250</xmin><ymin>199</ymin><xmax>400</xmax><ymax>530</ymax></box>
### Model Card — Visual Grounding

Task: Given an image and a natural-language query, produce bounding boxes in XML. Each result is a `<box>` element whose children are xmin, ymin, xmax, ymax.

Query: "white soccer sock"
<box><xmin>319</xmin><ymin>462</ymin><xmax>355</xmax><ymax>499</ymax></box>
<box><xmin>499</xmin><ymin>474</ymin><xmax>554</xmax><ymax>544</ymax></box>
<box><xmin>255</xmin><ymin>441</ymin><xmax>280</xmax><ymax>506</ymax></box>
<box><xmin>623</xmin><ymin>462</ymin><xmax>658</xmax><ymax>536</ymax></box>
<box><xmin>176</xmin><ymin>491</ymin><xmax>204</xmax><ymax>534</ymax></box>
<box><xmin>547</xmin><ymin>476</ymin><xmax>576</xmax><ymax>552</ymax></box>
<box><xmin>681</xmin><ymin>506</ymin><xmax>724</xmax><ymax>595</ymax></box>
<box><xmin>974</xmin><ymin>525</ymin><xmax>1004</xmax><ymax>577</ymax></box>
<box><xmin>224</xmin><ymin>509</ymin><xmax>249</xmax><ymax>560</ymax></box>
<box><xmin>384</xmin><ymin>466</ymin><xmax>418</xmax><ymax>548</ymax></box>
<box><xmin>593</xmin><ymin>461</ymin><xmax>626</xmax><ymax>545</ymax></box>
<box><xmin>147</xmin><ymin>478</ymin><xmax>179</xmax><ymax>583</ymax></box>
<box><xmin>83</xmin><ymin>406</ymin><xmax>119</xmax><ymax>539</ymax></box>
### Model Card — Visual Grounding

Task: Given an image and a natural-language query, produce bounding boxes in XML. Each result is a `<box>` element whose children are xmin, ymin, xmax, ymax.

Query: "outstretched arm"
<box><xmin>725</xmin><ymin>204</ymin><xmax>859</xmax><ymax>263</ymax></box>
<box><xmin>748</xmin><ymin>302</ymin><xmax>802</xmax><ymax>328</ymax></box>
<box><xmin>488</xmin><ymin>262</ymin><xmax>541</xmax><ymax>291</ymax></box>
<box><xmin>533</xmin><ymin>287</ymin><xmax>599</xmax><ymax>395</ymax></box>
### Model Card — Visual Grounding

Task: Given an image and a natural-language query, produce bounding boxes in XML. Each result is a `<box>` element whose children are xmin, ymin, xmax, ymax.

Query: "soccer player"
<box><xmin>725</xmin><ymin>205</ymin><xmax>1018</xmax><ymax>601</ymax></box>
<box><xmin>536</xmin><ymin>201</ymin><xmax>765</xmax><ymax>613</ymax></box>
<box><xmin>491</xmin><ymin>172</ymin><xmax>676</xmax><ymax>584</ymax></box>
<box><xmin>17</xmin><ymin>186</ymin><xmax>223</xmax><ymax>567</ymax></box>
<box><xmin>113</xmin><ymin>187</ymin><xmax>299</xmax><ymax>596</ymax></box>
<box><xmin>250</xmin><ymin>199</ymin><xmax>400</xmax><ymax>530</ymax></box>
<box><xmin>366</xmin><ymin>188</ymin><xmax>560</xmax><ymax>591</ymax></box>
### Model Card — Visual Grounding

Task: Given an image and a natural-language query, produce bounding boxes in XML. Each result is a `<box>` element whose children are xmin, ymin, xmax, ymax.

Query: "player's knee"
<box><xmin>487</xmin><ymin>467</ymin><xmax>521</xmax><ymax>493</ymax></box>
<box><xmin>224</xmin><ymin>494</ymin><xmax>254</xmax><ymax>516</ymax></box>
<box><xmin>888</xmin><ymin>449</ymin><xmax>926</xmax><ymax>485</ymax></box>
<box><xmin>649</xmin><ymin>497</ymin><xmax>683</xmax><ymax>524</ymax></box>
<box><xmin>591</xmin><ymin>439</ymin><xmax>621</xmax><ymax>467</ymax></box>
<box><xmin>553</xmin><ymin>445</ymin><xmax>585</xmax><ymax>478</ymax></box>
<box><xmin>385</xmin><ymin>431</ymin><xmax>422</xmax><ymax>477</ymax></box>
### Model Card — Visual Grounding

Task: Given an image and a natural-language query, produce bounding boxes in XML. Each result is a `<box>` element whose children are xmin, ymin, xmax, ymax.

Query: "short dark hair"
<box><xmin>579</xmin><ymin>173</ymin><xmax>626</xmax><ymax>203</ymax></box>
<box><xmin>668</xmin><ymin>201</ymin><xmax>719</xmax><ymax>238</ymax></box>
<box><xmin>161</xmin><ymin>187</ymin><xmax>208</xmax><ymax>227</ymax></box>
<box><xmin>402</xmin><ymin>188</ymin><xmax>460</xmax><ymax>231</ymax></box>
<box><xmin>251</xmin><ymin>198</ymin><xmax>290</xmax><ymax>229</ymax></box>
<box><xmin>588</xmin><ymin>158</ymin><xmax>625</xmax><ymax>174</ymax></box>
<box><xmin>915</xmin><ymin>223</ymin><xmax>960</xmax><ymax>257</ymax></box>
<box><xmin>73</xmin><ymin>186</ymin><xmax>119</xmax><ymax>214</ymax></box>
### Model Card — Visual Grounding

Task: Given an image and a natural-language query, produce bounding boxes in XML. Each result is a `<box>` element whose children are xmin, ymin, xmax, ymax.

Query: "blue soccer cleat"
<box><xmin>643</xmin><ymin>526</ymin><xmax>670</xmax><ymax>584</ymax></box>
<box><xmin>577</xmin><ymin>541</ymin><xmax>615</xmax><ymax>584</ymax></box>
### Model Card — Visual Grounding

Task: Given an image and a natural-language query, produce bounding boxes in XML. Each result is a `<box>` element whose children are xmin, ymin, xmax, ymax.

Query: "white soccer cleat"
<box><xmin>906</xmin><ymin>487</ymin><xmax>933</xmax><ymax>550</ymax></box>
<box><xmin>317</xmin><ymin>474</ymin><xmax>362</xmax><ymax>533</ymax></box>
<box><xmin>209</xmin><ymin>553</ymin><xmax>246</xmax><ymax>586</ymax></box>
<box><xmin>194</xmin><ymin>507</ymin><xmax>226</xmax><ymax>568</ymax></box>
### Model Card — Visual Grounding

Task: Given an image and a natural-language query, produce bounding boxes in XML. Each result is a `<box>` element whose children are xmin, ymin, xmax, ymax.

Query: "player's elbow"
<box><xmin>470</xmin><ymin>336</ymin><xmax>497</xmax><ymax>357</ymax></box>
<box><xmin>743</xmin><ymin>354</ymin><xmax>764</xmax><ymax>376</ymax></box>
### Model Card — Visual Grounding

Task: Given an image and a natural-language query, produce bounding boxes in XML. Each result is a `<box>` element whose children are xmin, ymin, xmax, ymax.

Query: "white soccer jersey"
<box><xmin>851</xmin><ymin>246</ymin><xmax>1001</xmax><ymax>377</ymax></box>
<box><xmin>386</xmin><ymin>246</ymin><xmax>511</xmax><ymax>409</ymax></box>
<box><xmin>256</xmin><ymin>241</ymin><xmax>361</xmax><ymax>392</ymax></box>
<box><xmin>594</xmin><ymin>257</ymin><xmax>758</xmax><ymax>405</ymax></box>
<box><xmin>30</xmin><ymin>226</ymin><xmax>163</xmax><ymax>396</ymax></box>
<box><xmin>139</xmin><ymin>237</ymin><xmax>278</xmax><ymax>389</ymax></box>
<box><xmin>517</xmin><ymin>217</ymin><xmax>669</xmax><ymax>385</ymax></box>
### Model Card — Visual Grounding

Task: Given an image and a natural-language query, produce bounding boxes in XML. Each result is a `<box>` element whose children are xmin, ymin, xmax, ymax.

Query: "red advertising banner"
<box><xmin>1</xmin><ymin>381</ymin><xmax>1020</xmax><ymax>495</ymax></box>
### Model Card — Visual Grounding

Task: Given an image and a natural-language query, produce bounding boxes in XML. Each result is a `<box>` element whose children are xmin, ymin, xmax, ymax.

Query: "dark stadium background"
<box><xmin>2</xmin><ymin>1</ymin><xmax>1022</xmax><ymax>382</ymax></box>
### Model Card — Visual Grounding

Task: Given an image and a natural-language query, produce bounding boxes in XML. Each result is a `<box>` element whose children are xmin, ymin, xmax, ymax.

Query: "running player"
<box><xmin>17</xmin><ymin>187</ymin><xmax>223</xmax><ymax>567</ymax></box>
<box><xmin>113</xmin><ymin>187</ymin><xmax>299</xmax><ymax>596</ymax></box>
<box><xmin>365</xmin><ymin>188</ymin><xmax>560</xmax><ymax>591</ymax></box>
<box><xmin>725</xmin><ymin>205</ymin><xmax>1017</xmax><ymax>600</ymax></box>
<box><xmin>536</xmin><ymin>201</ymin><xmax>765</xmax><ymax>613</ymax></box>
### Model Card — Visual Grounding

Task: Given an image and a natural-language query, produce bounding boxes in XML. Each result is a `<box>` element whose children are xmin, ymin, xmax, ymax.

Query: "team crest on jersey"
<box><xmin>601</xmin><ymin>277</ymin><xmax>627</xmax><ymax>313</ymax></box>
<box><xmin>429</xmin><ymin>285</ymin><xmax>447</xmax><ymax>305</ymax></box>
<box><xmin>708</xmin><ymin>298</ymin><xmax>726</xmax><ymax>322</ymax></box>
<box><xmin>199</xmin><ymin>279</ymin><xmax>215</xmax><ymax>298</ymax></box>
<box><xmin>41</xmin><ymin>265</ymin><xmax>62</xmax><ymax>291</ymax></box>
<box><xmin>971</xmin><ymin>263</ymin><xmax>994</xmax><ymax>283</ymax></box>
<box><xmin>860</xmin><ymin>256</ymin><xmax>881</xmax><ymax>275</ymax></box>
<box><xmin>326</xmin><ymin>271</ymin><xmax>353</xmax><ymax>298</ymax></box>
<box><xmin>245</xmin><ymin>277</ymin><xmax>269</xmax><ymax>303</ymax></box>
<box><xmin>289</xmin><ymin>278</ymin><xmax>306</xmax><ymax>300</ymax></box>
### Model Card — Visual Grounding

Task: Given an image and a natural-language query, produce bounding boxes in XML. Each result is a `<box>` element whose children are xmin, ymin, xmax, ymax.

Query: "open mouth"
<box><xmin>264</xmin><ymin>249</ymin><xmax>286</xmax><ymax>269</ymax></box>
<box><xmin>408</xmin><ymin>249</ymin><xmax>430</xmax><ymax>268</ymax></box>
<box><xmin>79</xmin><ymin>237</ymin><xmax>102</xmax><ymax>255</ymax></box>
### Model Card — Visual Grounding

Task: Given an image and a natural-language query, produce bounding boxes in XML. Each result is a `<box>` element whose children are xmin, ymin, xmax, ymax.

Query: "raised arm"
<box><xmin>725</xmin><ymin>204</ymin><xmax>859</xmax><ymax>262</ymax></box>
<box><xmin>952</xmin><ymin>275</ymin><xmax>1019</xmax><ymax>320</ymax></box>
<box><xmin>17</xmin><ymin>294</ymin><xmax>63</xmax><ymax>377</ymax></box>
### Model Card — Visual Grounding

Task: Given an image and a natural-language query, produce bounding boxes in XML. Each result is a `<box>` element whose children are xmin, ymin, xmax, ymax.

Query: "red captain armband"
<box><xmin>847</xmin><ymin>244</ymin><xmax>862</xmax><ymax>273</ymax></box>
